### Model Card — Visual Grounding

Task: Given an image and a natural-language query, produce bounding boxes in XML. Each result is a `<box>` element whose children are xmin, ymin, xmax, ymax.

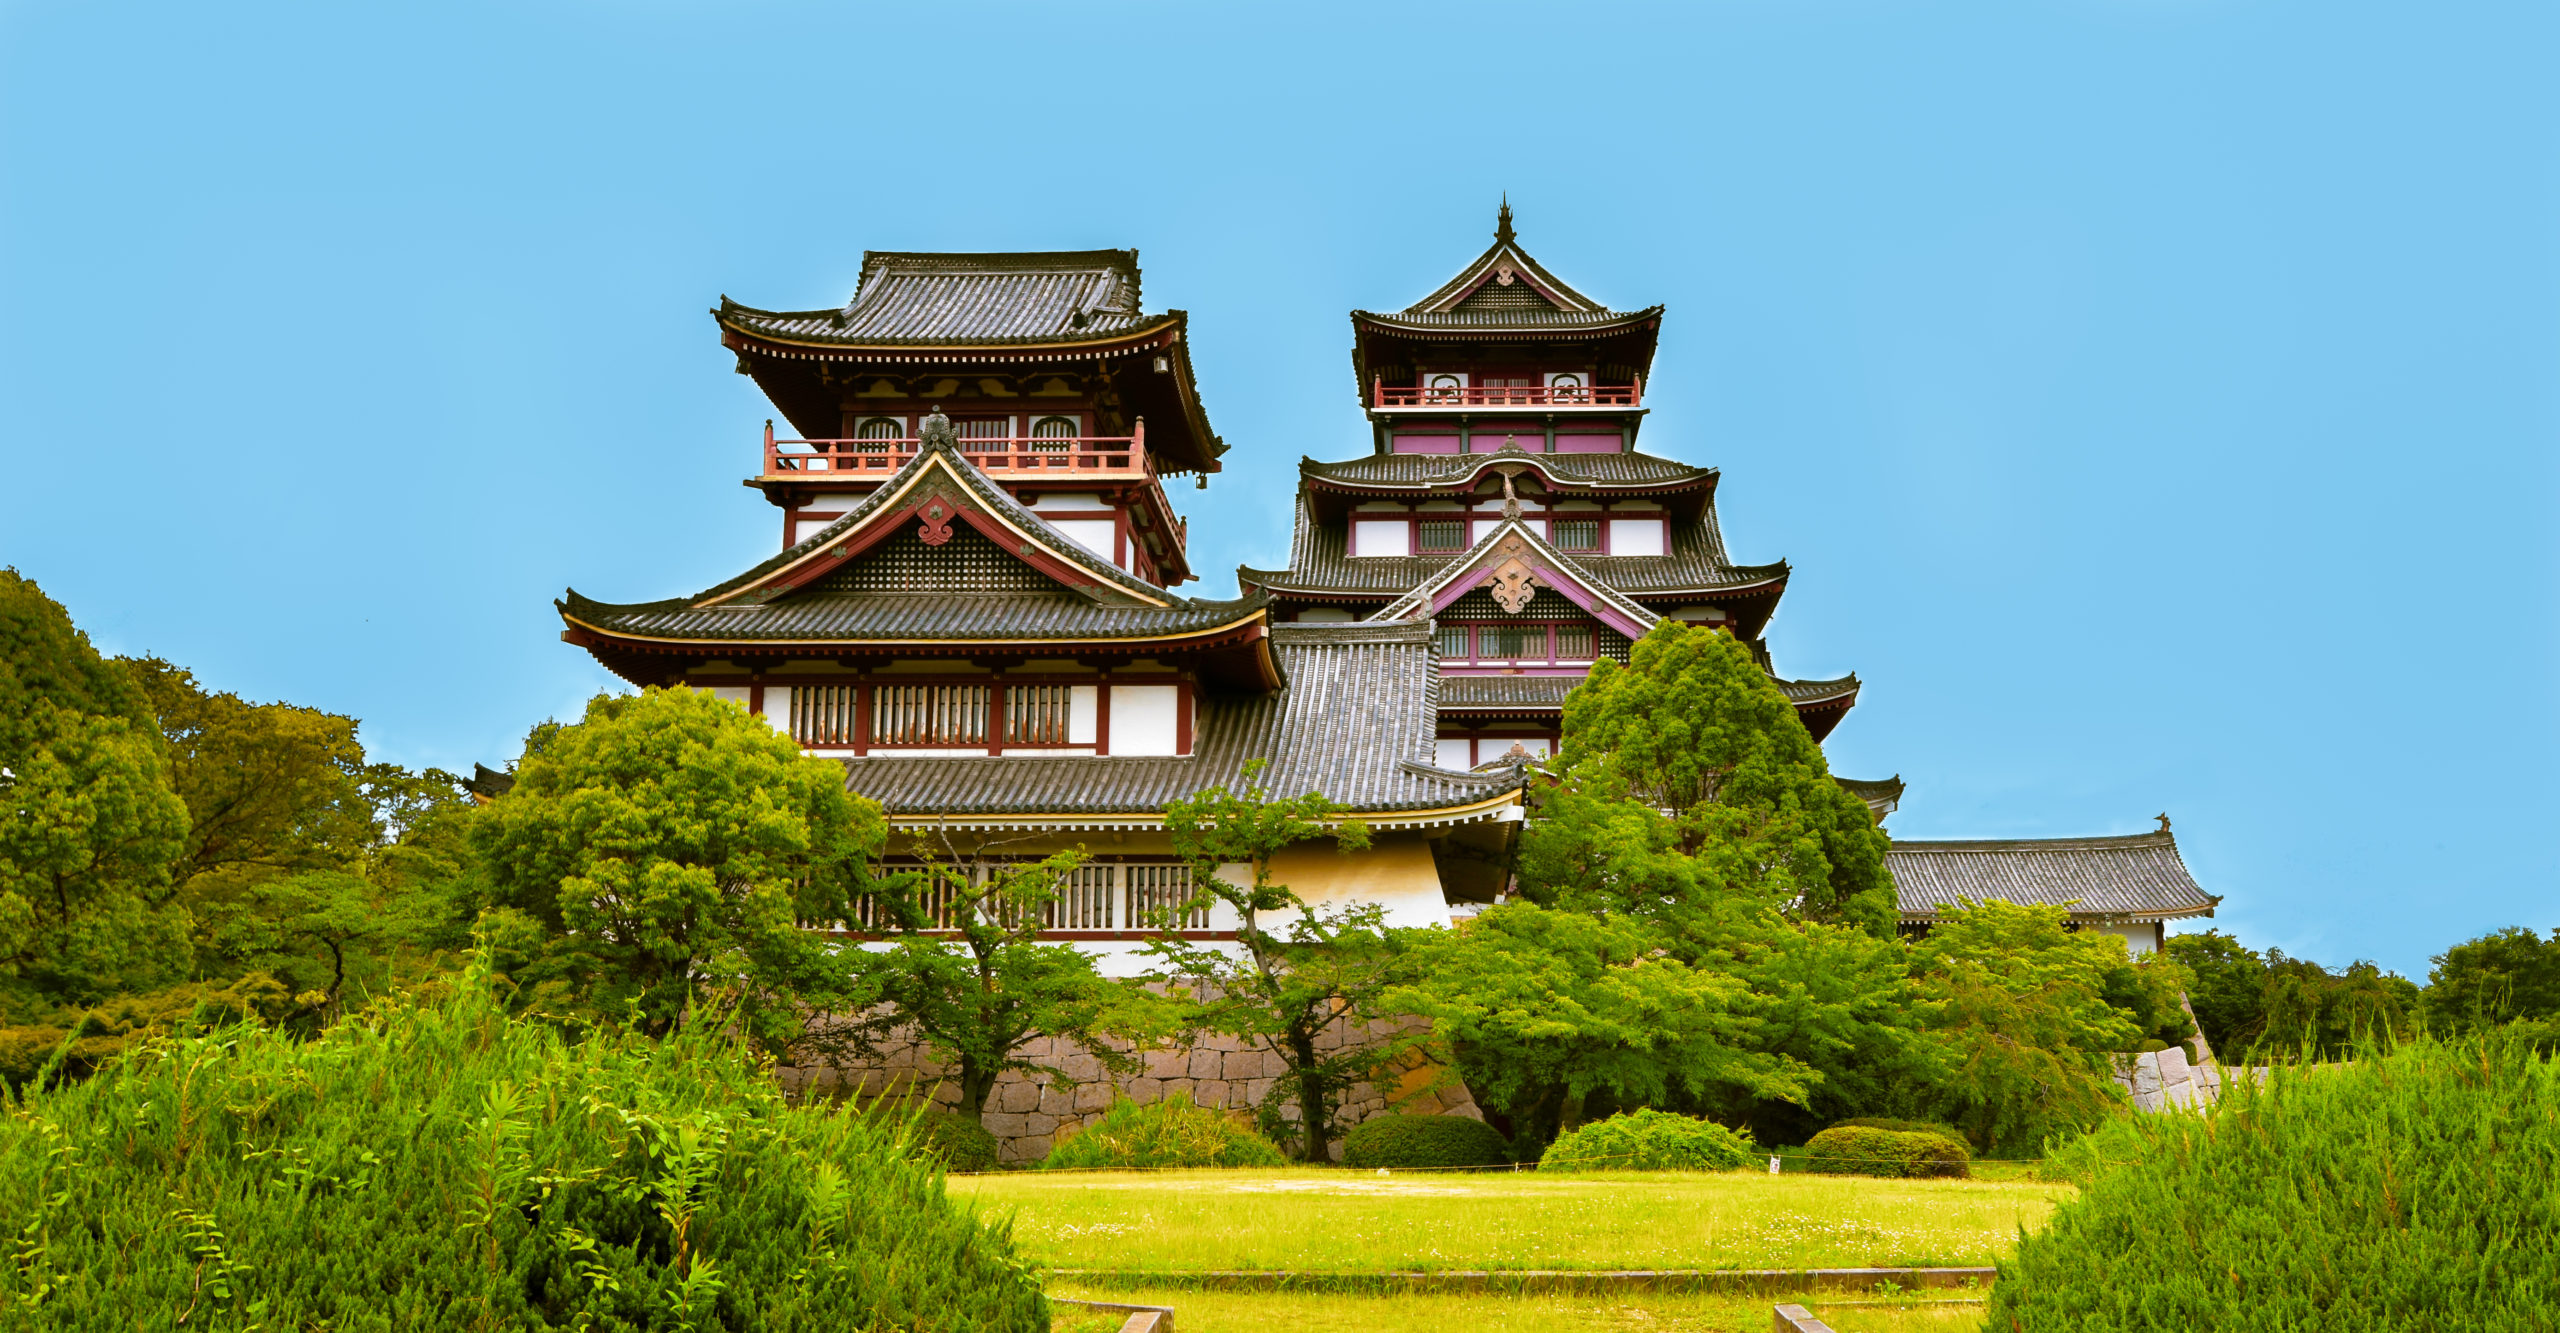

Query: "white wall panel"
<box><xmin>1068</xmin><ymin>685</ymin><xmax>1099</xmax><ymax>744</ymax></box>
<box><xmin>706</xmin><ymin>686</ymin><xmax>752</xmax><ymax>711</ymax></box>
<box><xmin>1049</xmin><ymin>519</ymin><xmax>1118</xmax><ymax>563</ymax></box>
<box><xmin>761</xmin><ymin>687</ymin><xmax>793</xmax><ymax>734</ymax></box>
<box><xmin>1110</xmin><ymin>685</ymin><xmax>1180</xmax><ymax>755</ymax></box>
<box><xmin>1435</xmin><ymin>738</ymin><xmax>1474</xmax><ymax>770</ymax></box>
<box><xmin>1608</xmin><ymin>518</ymin><xmax>1667</xmax><ymax>556</ymax></box>
<box><xmin>1350</xmin><ymin>520</ymin><xmax>1410</xmax><ymax>557</ymax></box>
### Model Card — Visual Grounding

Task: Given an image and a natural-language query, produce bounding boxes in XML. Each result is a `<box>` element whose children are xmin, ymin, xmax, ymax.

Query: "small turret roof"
<box><xmin>717</xmin><ymin>250</ymin><xmax>1177</xmax><ymax>348</ymax></box>
<box><xmin>1350</xmin><ymin>202</ymin><xmax>1662</xmax><ymax>336</ymax></box>
<box><xmin>1889</xmin><ymin>831</ymin><xmax>2218</xmax><ymax>922</ymax></box>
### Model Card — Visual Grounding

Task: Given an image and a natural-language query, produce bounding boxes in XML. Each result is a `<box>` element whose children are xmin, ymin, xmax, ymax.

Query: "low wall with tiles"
<box><xmin>780</xmin><ymin>1020</ymin><xmax>1482</xmax><ymax>1165</ymax></box>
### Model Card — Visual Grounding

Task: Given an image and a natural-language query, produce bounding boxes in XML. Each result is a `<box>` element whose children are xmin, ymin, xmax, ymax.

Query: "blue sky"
<box><xmin>4</xmin><ymin>1</ymin><xmax>2553</xmax><ymax>977</ymax></box>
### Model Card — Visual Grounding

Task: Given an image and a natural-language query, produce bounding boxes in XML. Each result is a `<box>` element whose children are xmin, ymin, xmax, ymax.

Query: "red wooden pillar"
<box><xmin>1094</xmin><ymin>673</ymin><xmax>1112</xmax><ymax>756</ymax></box>
<box><xmin>986</xmin><ymin>675</ymin><xmax>1006</xmax><ymax>757</ymax></box>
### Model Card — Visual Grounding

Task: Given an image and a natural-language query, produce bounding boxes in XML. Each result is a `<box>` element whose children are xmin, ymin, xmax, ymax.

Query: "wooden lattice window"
<box><xmin>870</xmin><ymin>684</ymin><xmax>989</xmax><ymax>747</ymax></box>
<box><xmin>1436</xmin><ymin>624</ymin><xmax>1471</xmax><ymax>659</ymax></box>
<box><xmin>855</xmin><ymin>417</ymin><xmax>905</xmax><ymax>450</ymax></box>
<box><xmin>1046</xmin><ymin>864</ymin><xmax>1117</xmax><ymax>930</ymax></box>
<box><xmin>1417</xmin><ymin>520</ymin><xmax>1467</xmax><ymax>553</ymax></box>
<box><xmin>1553</xmin><ymin>624</ymin><xmax>1598</xmax><ymax>661</ymax></box>
<box><xmin>1005</xmin><ymin>685</ymin><xmax>1074</xmax><ymax>745</ymax></box>
<box><xmin>1550</xmin><ymin>519</ymin><xmax>1601</xmax><ymax>552</ymax></box>
<box><xmin>1029</xmin><ymin>415</ymin><xmax>1078</xmax><ymax>451</ymax></box>
<box><xmin>790</xmin><ymin>685</ymin><xmax>861</xmax><ymax>747</ymax></box>
<box><xmin>1124</xmin><ymin>863</ymin><xmax>1209</xmax><ymax>930</ymax></box>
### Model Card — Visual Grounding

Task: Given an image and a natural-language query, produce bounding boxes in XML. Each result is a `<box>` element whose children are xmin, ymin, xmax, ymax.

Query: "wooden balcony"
<box><xmin>762</xmin><ymin>419</ymin><xmax>1154</xmax><ymax>479</ymax></box>
<box><xmin>1372</xmin><ymin>378</ymin><xmax>1642</xmax><ymax>410</ymax></box>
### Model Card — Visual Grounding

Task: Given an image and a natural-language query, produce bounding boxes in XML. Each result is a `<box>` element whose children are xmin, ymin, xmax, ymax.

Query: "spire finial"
<box><xmin>1496</xmin><ymin>194</ymin><xmax>1515</xmax><ymax>246</ymax></box>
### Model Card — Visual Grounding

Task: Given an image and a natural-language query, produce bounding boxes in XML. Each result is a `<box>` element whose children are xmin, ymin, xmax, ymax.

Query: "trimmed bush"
<box><xmin>1804</xmin><ymin>1125</ymin><xmax>1972</xmax><ymax>1178</ymax></box>
<box><xmin>1538</xmin><ymin>1108</ymin><xmax>1756</xmax><ymax>1172</ymax></box>
<box><xmin>1826</xmin><ymin>1116</ymin><xmax>1972</xmax><ymax>1154</ymax></box>
<box><xmin>1038</xmin><ymin>1093</ymin><xmax>1288</xmax><ymax>1170</ymax></box>
<box><xmin>1342</xmin><ymin>1114</ymin><xmax>1511</xmax><ymax>1169</ymax></box>
<box><xmin>902</xmin><ymin>1107</ymin><xmax>1003</xmax><ymax>1173</ymax></box>
<box><xmin>0</xmin><ymin>959</ymin><xmax>1047</xmax><ymax>1331</ymax></box>
<box><xmin>1994</xmin><ymin>1037</ymin><xmax>2560</xmax><ymax>1329</ymax></box>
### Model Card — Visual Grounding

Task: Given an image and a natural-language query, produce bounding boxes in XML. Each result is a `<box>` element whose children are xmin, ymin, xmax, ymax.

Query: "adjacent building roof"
<box><xmin>715</xmin><ymin>250</ymin><xmax>1177</xmax><ymax>348</ymax></box>
<box><xmin>1837</xmin><ymin>775</ymin><xmax>1905</xmax><ymax>820</ymax></box>
<box><xmin>839</xmin><ymin>622</ymin><xmax>1524</xmax><ymax>826</ymax></box>
<box><xmin>1888</xmin><ymin>831</ymin><xmax>2218</xmax><ymax>922</ymax></box>
<box><xmin>1302</xmin><ymin>451</ymin><xmax>1715</xmax><ymax>492</ymax></box>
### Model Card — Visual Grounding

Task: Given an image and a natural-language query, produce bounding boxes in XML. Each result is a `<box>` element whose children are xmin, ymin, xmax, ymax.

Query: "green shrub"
<box><xmin>1341</xmin><ymin>1114</ymin><xmax>1511</xmax><ymax>1169</ymax></box>
<box><xmin>1825</xmin><ymin>1117</ymin><xmax>1973</xmax><ymax>1153</ymax></box>
<box><xmin>1538</xmin><ymin>1108</ymin><xmax>1756</xmax><ymax>1172</ymax></box>
<box><xmin>1995</xmin><ymin>1036</ymin><xmax>2560</xmax><ymax>1329</ymax></box>
<box><xmin>1038</xmin><ymin>1093</ymin><xmax>1288</xmax><ymax>1170</ymax></box>
<box><xmin>0</xmin><ymin>958</ymin><xmax>1047</xmax><ymax>1331</ymax></box>
<box><xmin>1804</xmin><ymin>1125</ymin><xmax>1972</xmax><ymax>1178</ymax></box>
<box><xmin>899</xmin><ymin>1106</ymin><xmax>1003</xmax><ymax>1173</ymax></box>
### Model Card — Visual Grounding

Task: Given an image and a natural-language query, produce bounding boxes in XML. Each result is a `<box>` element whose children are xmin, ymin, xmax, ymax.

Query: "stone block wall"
<box><xmin>780</xmin><ymin>1022</ymin><xmax>1482</xmax><ymax>1165</ymax></box>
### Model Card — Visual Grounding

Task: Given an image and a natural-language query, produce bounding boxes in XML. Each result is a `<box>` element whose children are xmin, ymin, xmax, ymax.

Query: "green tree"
<box><xmin>1390</xmin><ymin>901</ymin><xmax>1808</xmax><ymax>1154</ymax></box>
<box><xmin>2162</xmin><ymin>929</ymin><xmax>2267</xmax><ymax>1057</ymax></box>
<box><xmin>0</xmin><ymin>571</ymin><xmax>191</xmax><ymax>1000</ymax></box>
<box><xmin>846</xmin><ymin>840</ymin><xmax>1156</xmax><ymax>1126</ymax></box>
<box><xmin>1142</xmin><ymin>763</ymin><xmax>1398</xmax><ymax>1163</ymax></box>
<box><xmin>2427</xmin><ymin>927</ymin><xmax>2560</xmax><ymax>1038</ymax></box>
<box><xmin>466</xmin><ymin>688</ymin><xmax>886</xmax><ymax>1055</ymax></box>
<box><xmin>124</xmin><ymin>657</ymin><xmax>376</xmax><ymax>895</ymax></box>
<box><xmin>1531</xmin><ymin>621</ymin><xmax>1893</xmax><ymax>933</ymax></box>
<box><xmin>1907</xmin><ymin>899</ymin><xmax>2185</xmax><ymax>1155</ymax></box>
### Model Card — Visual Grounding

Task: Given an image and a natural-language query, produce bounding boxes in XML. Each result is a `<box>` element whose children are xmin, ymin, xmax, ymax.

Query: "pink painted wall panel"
<box><xmin>1393</xmin><ymin>434</ymin><xmax>1460</xmax><ymax>454</ymax></box>
<box><xmin>1556</xmin><ymin>433</ymin><xmax>1624</xmax><ymax>453</ymax></box>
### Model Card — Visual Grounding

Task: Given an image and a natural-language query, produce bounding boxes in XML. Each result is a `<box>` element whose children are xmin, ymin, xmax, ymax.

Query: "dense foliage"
<box><xmin>1537</xmin><ymin>1108</ymin><xmax>1757</xmax><ymax>1172</ymax></box>
<box><xmin>1995</xmin><ymin>1036</ymin><xmax>2560</xmax><ymax>1329</ymax></box>
<box><xmin>1339</xmin><ymin>1113</ymin><xmax>1511</xmax><ymax>1169</ymax></box>
<box><xmin>1803</xmin><ymin>1125</ymin><xmax>1970</xmax><ymax>1178</ymax></box>
<box><xmin>467</xmin><ymin>687</ymin><xmax>885</xmax><ymax>1058</ymax></box>
<box><xmin>2167</xmin><ymin>928</ymin><xmax>2422</xmax><ymax>1059</ymax></box>
<box><xmin>0</xmin><ymin>958</ymin><xmax>1049</xmax><ymax>1330</ymax></box>
<box><xmin>1037</xmin><ymin>1093</ymin><xmax>1288</xmax><ymax>1170</ymax></box>
<box><xmin>1824</xmin><ymin>1116</ymin><xmax>1970</xmax><ymax>1153</ymax></box>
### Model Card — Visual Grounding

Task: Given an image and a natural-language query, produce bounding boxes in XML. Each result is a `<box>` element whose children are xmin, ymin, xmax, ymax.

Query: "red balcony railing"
<box><xmin>1373</xmin><ymin>377</ymin><xmax>1642</xmax><ymax>410</ymax></box>
<box><xmin>764</xmin><ymin>419</ymin><xmax>1150</xmax><ymax>478</ymax></box>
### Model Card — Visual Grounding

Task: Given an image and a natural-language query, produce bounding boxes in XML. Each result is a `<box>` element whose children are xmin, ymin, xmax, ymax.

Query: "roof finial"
<box><xmin>1496</xmin><ymin>194</ymin><xmax>1515</xmax><ymax>246</ymax></box>
<box><xmin>2156</xmin><ymin>812</ymin><xmax>2173</xmax><ymax>833</ymax></box>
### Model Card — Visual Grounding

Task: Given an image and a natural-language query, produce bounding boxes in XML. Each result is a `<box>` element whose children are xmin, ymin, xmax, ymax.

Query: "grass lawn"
<box><xmin>958</xmin><ymin>1168</ymin><xmax>2068</xmax><ymax>1274</ymax></box>
<box><xmin>1049</xmin><ymin>1285</ymin><xmax>1987</xmax><ymax>1333</ymax></box>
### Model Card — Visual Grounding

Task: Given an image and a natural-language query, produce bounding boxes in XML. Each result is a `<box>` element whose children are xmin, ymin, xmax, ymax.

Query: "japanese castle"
<box><xmin>558</xmin><ymin>207</ymin><xmax>2215</xmax><ymax>964</ymax></box>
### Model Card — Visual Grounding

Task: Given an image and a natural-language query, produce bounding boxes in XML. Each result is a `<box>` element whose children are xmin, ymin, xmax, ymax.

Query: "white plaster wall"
<box><xmin>2098</xmin><ymin>922</ymin><xmax>2163</xmax><ymax>957</ymax></box>
<box><xmin>793</xmin><ymin>519</ymin><xmax>839</xmax><ymax>546</ymax></box>
<box><xmin>1261</xmin><ymin>834</ymin><xmax>1453</xmax><ymax>932</ymax></box>
<box><xmin>1067</xmin><ymin>685</ymin><xmax>1099</xmax><ymax>743</ymax></box>
<box><xmin>762</xmin><ymin>686</ymin><xmax>793</xmax><ymax>734</ymax></box>
<box><xmin>1048</xmin><ymin>518</ymin><xmax>1118</xmax><ymax>564</ymax></box>
<box><xmin>1110</xmin><ymin>684</ymin><xmax>1180</xmax><ymax>755</ymax></box>
<box><xmin>1350</xmin><ymin>520</ymin><xmax>1410</xmax><ymax>557</ymax></box>
<box><xmin>1029</xmin><ymin>493</ymin><xmax>1104</xmax><ymax>510</ymax></box>
<box><xmin>1471</xmin><ymin>519</ymin><xmax>1502</xmax><ymax>545</ymax></box>
<box><xmin>705</xmin><ymin>686</ymin><xmax>752</xmax><ymax>711</ymax></box>
<box><xmin>1609</xmin><ymin>518</ymin><xmax>1667</xmax><ymax>556</ymax></box>
<box><xmin>1434</xmin><ymin>738</ymin><xmax>1474</xmax><ymax>769</ymax></box>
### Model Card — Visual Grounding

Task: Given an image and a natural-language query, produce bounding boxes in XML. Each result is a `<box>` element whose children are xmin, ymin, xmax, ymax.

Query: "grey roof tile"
<box><xmin>718</xmin><ymin>250</ymin><xmax>1174</xmax><ymax>347</ymax></box>
<box><xmin>1888</xmin><ymin>832</ymin><xmax>2217</xmax><ymax>921</ymax></box>
<box><xmin>840</xmin><ymin>622</ymin><xmax>1520</xmax><ymax>819</ymax></box>
<box><xmin>563</xmin><ymin>590</ymin><xmax>1261</xmax><ymax>642</ymax></box>
<box><xmin>1238</xmin><ymin>494</ymin><xmax>1786</xmax><ymax>598</ymax></box>
<box><xmin>1434</xmin><ymin>670</ymin><xmax>1855</xmax><ymax>712</ymax></box>
<box><xmin>1303</xmin><ymin>452</ymin><xmax>1714</xmax><ymax>489</ymax></box>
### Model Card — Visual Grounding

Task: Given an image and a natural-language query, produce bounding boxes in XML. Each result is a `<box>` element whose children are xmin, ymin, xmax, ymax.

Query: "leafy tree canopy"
<box><xmin>2426</xmin><ymin>926</ymin><xmax>2560</xmax><ymax>1037</ymax></box>
<box><xmin>1529</xmin><ymin>621</ymin><xmax>1893</xmax><ymax>933</ymax></box>
<box><xmin>467</xmin><ymin>687</ymin><xmax>886</xmax><ymax>1055</ymax></box>
<box><xmin>0</xmin><ymin>571</ymin><xmax>191</xmax><ymax>995</ymax></box>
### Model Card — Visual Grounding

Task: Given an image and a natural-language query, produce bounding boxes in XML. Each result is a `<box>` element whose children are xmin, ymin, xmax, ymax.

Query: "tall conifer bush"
<box><xmin>1994</xmin><ymin>1035</ymin><xmax>2560</xmax><ymax>1329</ymax></box>
<box><xmin>0</xmin><ymin>956</ymin><xmax>1048</xmax><ymax>1331</ymax></box>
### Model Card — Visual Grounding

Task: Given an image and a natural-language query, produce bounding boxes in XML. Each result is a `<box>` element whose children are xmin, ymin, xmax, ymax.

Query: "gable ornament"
<box><xmin>917</xmin><ymin>405</ymin><xmax>957</xmax><ymax>451</ymax></box>
<box><xmin>1483</xmin><ymin>534</ymin><xmax>1542</xmax><ymax>614</ymax></box>
<box><xmin>918</xmin><ymin>498</ymin><xmax>956</xmax><ymax>547</ymax></box>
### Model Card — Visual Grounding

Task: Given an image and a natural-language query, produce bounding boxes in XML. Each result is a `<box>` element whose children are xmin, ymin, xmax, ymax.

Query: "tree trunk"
<box><xmin>1287</xmin><ymin>1020</ymin><xmax>1328</xmax><ymax>1162</ymax></box>
<box><xmin>1557</xmin><ymin>1089</ymin><xmax>1588</xmax><ymax>1137</ymax></box>
<box><xmin>955</xmin><ymin>1053</ymin><xmax>997</xmax><ymax>1127</ymax></box>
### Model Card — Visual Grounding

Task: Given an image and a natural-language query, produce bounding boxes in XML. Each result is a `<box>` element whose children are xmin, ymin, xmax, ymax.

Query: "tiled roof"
<box><xmin>838</xmin><ymin>622</ymin><xmax>1521</xmax><ymax>821</ymax></box>
<box><xmin>1436</xmin><ymin>671</ymin><xmax>1857</xmax><ymax>712</ymax></box>
<box><xmin>563</xmin><ymin>424</ymin><xmax>1261</xmax><ymax>645</ymax></box>
<box><xmin>1351</xmin><ymin>308</ymin><xmax>1662</xmax><ymax>334</ymax></box>
<box><xmin>1836</xmin><ymin>775</ymin><xmax>1906</xmax><ymax>818</ymax></box>
<box><xmin>716</xmin><ymin>250</ymin><xmax>1178</xmax><ymax>347</ymax></box>
<box><xmin>1888</xmin><ymin>832</ymin><xmax>2217</xmax><ymax>921</ymax></box>
<box><xmin>1238</xmin><ymin>494</ymin><xmax>1786</xmax><ymax>598</ymax></box>
<box><xmin>1349</xmin><ymin>204</ymin><xmax>1657</xmax><ymax>337</ymax></box>
<box><xmin>561</xmin><ymin>590</ymin><xmax>1262</xmax><ymax>642</ymax></box>
<box><xmin>1302</xmin><ymin>451</ymin><xmax>1714</xmax><ymax>490</ymax></box>
<box><xmin>1371</xmin><ymin>520</ymin><xmax>1663</xmax><ymax>632</ymax></box>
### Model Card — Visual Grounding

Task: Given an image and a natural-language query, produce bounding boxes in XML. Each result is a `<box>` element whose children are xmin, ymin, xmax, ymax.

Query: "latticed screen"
<box><xmin>1479</xmin><ymin>625</ymin><xmax>1545</xmax><ymax>659</ymax></box>
<box><xmin>819</xmin><ymin>528</ymin><xmax>1054</xmax><ymax>594</ymax></box>
<box><xmin>855</xmin><ymin>417</ymin><xmax>905</xmax><ymax>448</ymax></box>
<box><xmin>1006</xmin><ymin>685</ymin><xmax>1074</xmax><ymax>744</ymax></box>
<box><xmin>955</xmin><ymin>418</ymin><xmax>1011</xmax><ymax>442</ymax></box>
<box><xmin>1125</xmin><ymin>863</ymin><xmax>1209</xmax><ymax>930</ymax></box>
<box><xmin>1417</xmin><ymin>520</ymin><xmax>1467</xmax><ymax>553</ymax></box>
<box><xmin>870</xmin><ymin>684</ymin><xmax>990</xmax><ymax>746</ymax></box>
<box><xmin>1550</xmin><ymin>519</ymin><xmax>1601</xmax><ymax>551</ymax></box>
<box><xmin>791</xmin><ymin>685</ymin><xmax>861</xmax><ymax>747</ymax></box>
<box><xmin>1046</xmin><ymin>864</ymin><xmax>1116</xmax><ymax>929</ymax></box>
<box><xmin>1553</xmin><ymin>624</ymin><xmax>1598</xmax><ymax>660</ymax></box>
<box><xmin>1029</xmin><ymin>416</ymin><xmax>1077</xmax><ymax>450</ymax></box>
<box><xmin>1436</xmin><ymin>624</ymin><xmax>1470</xmax><ymax>658</ymax></box>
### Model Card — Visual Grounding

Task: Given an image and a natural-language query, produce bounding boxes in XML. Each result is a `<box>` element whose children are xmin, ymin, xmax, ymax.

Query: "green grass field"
<box><xmin>1049</xmin><ymin>1286</ymin><xmax>1987</xmax><ymax>1333</ymax></box>
<box><xmin>958</xmin><ymin>1168</ymin><xmax>2067</xmax><ymax>1275</ymax></box>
